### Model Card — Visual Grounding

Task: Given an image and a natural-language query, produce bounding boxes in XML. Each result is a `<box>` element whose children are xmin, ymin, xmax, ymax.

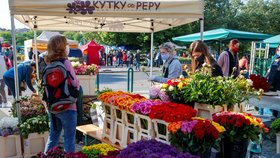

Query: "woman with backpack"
<box><xmin>43</xmin><ymin>35</ymin><xmax>79</xmax><ymax>153</ymax></box>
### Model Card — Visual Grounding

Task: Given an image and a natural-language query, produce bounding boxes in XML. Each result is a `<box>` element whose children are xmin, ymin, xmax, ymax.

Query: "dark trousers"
<box><xmin>3</xmin><ymin>76</ymin><xmax>15</xmax><ymax>98</ymax></box>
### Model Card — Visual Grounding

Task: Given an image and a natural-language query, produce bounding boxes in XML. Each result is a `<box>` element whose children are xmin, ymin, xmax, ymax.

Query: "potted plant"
<box><xmin>72</xmin><ymin>61</ymin><xmax>99</xmax><ymax>95</ymax></box>
<box><xmin>19</xmin><ymin>115</ymin><xmax>49</xmax><ymax>157</ymax></box>
<box><xmin>168</xmin><ymin>117</ymin><xmax>225</xmax><ymax>158</ymax></box>
<box><xmin>212</xmin><ymin>111</ymin><xmax>269</xmax><ymax>158</ymax></box>
<box><xmin>270</xmin><ymin>118</ymin><xmax>280</xmax><ymax>153</ymax></box>
<box><xmin>0</xmin><ymin>117</ymin><xmax>22</xmax><ymax>158</ymax></box>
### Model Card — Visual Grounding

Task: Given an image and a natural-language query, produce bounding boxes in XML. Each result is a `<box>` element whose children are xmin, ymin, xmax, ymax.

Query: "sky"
<box><xmin>0</xmin><ymin>0</ymin><xmax>27</xmax><ymax>29</ymax></box>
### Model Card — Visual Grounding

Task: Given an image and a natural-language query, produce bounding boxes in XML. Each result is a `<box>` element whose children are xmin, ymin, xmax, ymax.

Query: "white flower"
<box><xmin>27</xmin><ymin>125</ymin><xmax>30</xmax><ymax>129</ymax></box>
<box><xmin>0</xmin><ymin>117</ymin><xmax>19</xmax><ymax>128</ymax></box>
<box><xmin>168</xmin><ymin>86</ymin><xmax>174</xmax><ymax>91</ymax></box>
<box><xmin>179</xmin><ymin>75</ymin><xmax>185</xmax><ymax>79</ymax></box>
<box><xmin>246</xmin><ymin>79</ymin><xmax>253</xmax><ymax>86</ymax></box>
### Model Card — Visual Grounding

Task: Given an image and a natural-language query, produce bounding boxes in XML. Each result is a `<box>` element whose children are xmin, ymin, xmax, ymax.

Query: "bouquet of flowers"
<box><xmin>19</xmin><ymin>115</ymin><xmax>49</xmax><ymax>139</ymax></box>
<box><xmin>131</xmin><ymin>99</ymin><xmax>162</xmax><ymax>115</ymax></box>
<box><xmin>149</xmin><ymin>84</ymin><xmax>162</xmax><ymax>99</ymax></box>
<box><xmin>249</xmin><ymin>74</ymin><xmax>270</xmax><ymax>92</ymax></box>
<box><xmin>98</xmin><ymin>91</ymin><xmax>147</xmax><ymax>111</ymax></box>
<box><xmin>182</xmin><ymin>71</ymin><xmax>262</xmax><ymax>109</ymax></box>
<box><xmin>168</xmin><ymin>117</ymin><xmax>225</xmax><ymax>154</ymax></box>
<box><xmin>72</xmin><ymin>62</ymin><xmax>99</xmax><ymax>75</ymax></box>
<box><xmin>11</xmin><ymin>95</ymin><xmax>47</xmax><ymax>122</ymax></box>
<box><xmin>82</xmin><ymin>143</ymin><xmax>115</xmax><ymax>157</ymax></box>
<box><xmin>212</xmin><ymin>111</ymin><xmax>269</xmax><ymax>142</ymax></box>
<box><xmin>161</xmin><ymin>77</ymin><xmax>191</xmax><ymax>103</ymax></box>
<box><xmin>0</xmin><ymin>117</ymin><xmax>20</xmax><ymax>137</ymax></box>
<box><xmin>149</xmin><ymin>102</ymin><xmax>197</xmax><ymax>122</ymax></box>
<box><xmin>38</xmin><ymin>146</ymin><xmax>87</xmax><ymax>158</ymax></box>
<box><xmin>117</xmin><ymin>139</ymin><xmax>198</xmax><ymax>158</ymax></box>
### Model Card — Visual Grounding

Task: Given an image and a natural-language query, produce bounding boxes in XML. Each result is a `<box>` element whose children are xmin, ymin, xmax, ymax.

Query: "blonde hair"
<box><xmin>189</xmin><ymin>40</ymin><xmax>215</xmax><ymax>73</ymax></box>
<box><xmin>46</xmin><ymin>35</ymin><xmax>67</xmax><ymax>62</ymax></box>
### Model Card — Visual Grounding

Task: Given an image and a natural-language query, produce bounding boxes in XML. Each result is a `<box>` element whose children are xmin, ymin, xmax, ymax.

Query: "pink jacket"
<box><xmin>64</xmin><ymin>59</ymin><xmax>79</xmax><ymax>111</ymax></box>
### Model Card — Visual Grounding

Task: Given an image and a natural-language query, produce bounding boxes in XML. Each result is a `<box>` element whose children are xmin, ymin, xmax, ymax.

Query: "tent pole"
<box><xmin>10</xmin><ymin>14</ymin><xmax>21</xmax><ymax>122</ymax></box>
<box><xmin>34</xmin><ymin>30</ymin><xmax>39</xmax><ymax>81</ymax></box>
<box><xmin>200</xmin><ymin>18</ymin><xmax>204</xmax><ymax>41</ymax></box>
<box><xmin>150</xmin><ymin>31</ymin><xmax>154</xmax><ymax>86</ymax></box>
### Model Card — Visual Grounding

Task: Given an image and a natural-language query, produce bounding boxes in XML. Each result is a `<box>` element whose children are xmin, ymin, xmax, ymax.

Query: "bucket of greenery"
<box><xmin>271</xmin><ymin>118</ymin><xmax>280</xmax><ymax>153</ymax></box>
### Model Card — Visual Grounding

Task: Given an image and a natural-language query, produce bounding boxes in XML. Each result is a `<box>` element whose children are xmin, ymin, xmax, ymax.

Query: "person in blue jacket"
<box><xmin>3</xmin><ymin>62</ymin><xmax>37</xmax><ymax>98</ymax></box>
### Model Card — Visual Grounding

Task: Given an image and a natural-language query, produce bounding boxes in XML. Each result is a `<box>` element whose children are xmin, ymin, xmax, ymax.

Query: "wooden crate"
<box><xmin>152</xmin><ymin>119</ymin><xmax>170</xmax><ymax>144</ymax></box>
<box><xmin>102</xmin><ymin>117</ymin><xmax>115</xmax><ymax>142</ymax></box>
<box><xmin>112</xmin><ymin>121</ymin><xmax>125</xmax><ymax>147</ymax></box>
<box><xmin>23</xmin><ymin>132</ymin><xmax>49</xmax><ymax>158</ymax></box>
<box><xmin>77</xmin><ymin>75</ymin><xmax>96</xmax><ymax>96</ymax></box>
<box><xmin>136</xmin><ymin>114</ymin><xmax>155</xmax><ymax>140</ymax></box>
<box><xmin>0</xmin><ymin>135</ymin><xmax>22</xmax><ymax>158</ymax></box>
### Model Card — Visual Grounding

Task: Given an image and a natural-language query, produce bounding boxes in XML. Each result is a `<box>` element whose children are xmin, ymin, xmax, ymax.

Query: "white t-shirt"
<box><xmin>0</xmin><ymin>55</ymin><xmax>7</xmax><ymax>79</ymax></box>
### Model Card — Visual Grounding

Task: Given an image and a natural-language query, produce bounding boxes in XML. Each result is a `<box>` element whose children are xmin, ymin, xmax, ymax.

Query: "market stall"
<box><xmin>24</xmin><ymin>31</ymin><xmax>78</xmax><ymax>60</ymax></box>
<box><xmin>9</xmin><ymin>0</ymin><xmax>204</xmax><ymax>119</ymax></box>
<box><xmin>7</xmin><ymin>0</ymin><xmax>210</xmax><ymax>157</ymax></box>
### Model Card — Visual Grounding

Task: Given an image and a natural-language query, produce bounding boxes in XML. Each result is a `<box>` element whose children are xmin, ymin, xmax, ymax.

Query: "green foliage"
<box><xmin>99</xmin><ymin>87</ymin><xmax>113</xmax><ymax>94</ymax></box>
<box><xmin>271</xmin><ymin>118</ymin><xmax>280</xmax><ymax>132</ymax></box>
<box><xmin>19</xmin><ymin>115</ymin><xmax>49</xmax><ymax>139</ymax></box>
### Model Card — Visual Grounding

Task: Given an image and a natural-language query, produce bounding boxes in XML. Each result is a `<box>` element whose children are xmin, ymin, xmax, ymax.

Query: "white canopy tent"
<box><xmin>24</xmin><ymin>31</ymin><xmax>79</xmax><ymax>60</ymax></box>
<box><xmin>9</xmin><ymin>0</ymin><xmax>204</xmax><ymax>120</ymax></box>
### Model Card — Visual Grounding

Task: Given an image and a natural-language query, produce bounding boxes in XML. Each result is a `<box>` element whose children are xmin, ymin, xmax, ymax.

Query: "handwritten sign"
<box><xmin>66</xmin><ymin>0</ymin><xmax>161</xmax><ymax>15</ymax></box>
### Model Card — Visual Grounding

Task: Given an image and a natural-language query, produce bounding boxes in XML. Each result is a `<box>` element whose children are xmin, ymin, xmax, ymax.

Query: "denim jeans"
<box><xmin>3</xmin><ymin>76</ymin><xmax>15</xmax><ymax>98</ymax></box>
<box><xmin>44</xmin><ymin>110</ymin><xmax>77</xmax><ymax>153</ymax></box>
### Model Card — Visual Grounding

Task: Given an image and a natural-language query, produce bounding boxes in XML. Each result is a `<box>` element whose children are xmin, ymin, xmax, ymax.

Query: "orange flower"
<box><xmin>168</xmin><ymin>121</ymin><xmax>182</xmax><ymax>134</ymax></box>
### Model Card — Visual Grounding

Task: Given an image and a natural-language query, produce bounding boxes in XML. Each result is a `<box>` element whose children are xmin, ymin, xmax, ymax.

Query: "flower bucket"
<box><xmin>222</xmin><ymin>138</ymin><xmax>249</xmax><ymax>158</ymax></box>
<box><xmin>152</xmin><ymin>119</ymin><xmax>170</xmax><ymax>144</ymax></box>
<box><xmin>23</xmin><ymin>132</ymin><xmax>49</xmax><ymax>158</ymax></box>
<box><xmin>0</xmin><ymin>135</ymin><xmax>22</xmax><ymax>158</ymax></box>
<box><xmin>77</xmin><ymin>75</ymin><xmax>96</xmax><ymax>96</ymax></box>
<box><xmin>136</xmin><ymin>114</ymin><xmax>155</xmax><ymax>140</ymax></box>
<box><xmin>194</xmin><ymin>103</ymin><xmax>226</xmax><ymax>120</ymax></box>
<box><xmin>277</xmin><ymin>133</ymin><xmax>280</xmax><ymax>153</ymax></box>
<box><xmin>193</xmin><ymin>148</ymin><xmax>211</xmax><ymax>158</ymax></box>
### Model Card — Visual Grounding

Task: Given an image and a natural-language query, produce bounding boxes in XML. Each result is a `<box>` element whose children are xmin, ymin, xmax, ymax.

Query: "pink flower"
<box><xmin>181</xmin><ymin>120</ymin><xmax>198</xmax><ymax>133</ymax></box>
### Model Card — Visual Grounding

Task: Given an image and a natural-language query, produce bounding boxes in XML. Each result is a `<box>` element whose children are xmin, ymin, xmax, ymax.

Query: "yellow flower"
<box><xmin>211</xmin><ymin>121</ymin><xmax>226</xmax><ymax>133</ymax></box>
<box><xmin>245</xmin><ymin>116</ymin><xmax>260</xmax><ymax>127</ymax></box>
<box><xmin>192</xmin><ymin>117</ymin><xmax>205</xmax><ymax>120</ymax></box>
<box><xmin>177</xmin><ymin>82</ymin><xmax>184</xmax><ymax>90</ymax></box>
<box><xmin>162</xmin><ymin>84</ymin><xmax>168</xmax><ymax>89</ymax></box>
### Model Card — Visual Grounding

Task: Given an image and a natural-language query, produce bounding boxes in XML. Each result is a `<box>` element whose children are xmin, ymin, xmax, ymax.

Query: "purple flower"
<box><xmin>159</xmin><ymin>90</ymin><xmax>170</xmax><ymax>101</ymax></box>
<box><xmin>117</xmin><ymin>139</ymin><xmax>198</xmax><ymax>158</ymax></box>
<box><xmin>149</xmin><ymin>86</ymin><xmax>161</xmax><ymax>98</ymax></box>
<box><xmin>181</xmin><ymin>120</ymin><xmax>198</xmax><ymax>133</ymax></box>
